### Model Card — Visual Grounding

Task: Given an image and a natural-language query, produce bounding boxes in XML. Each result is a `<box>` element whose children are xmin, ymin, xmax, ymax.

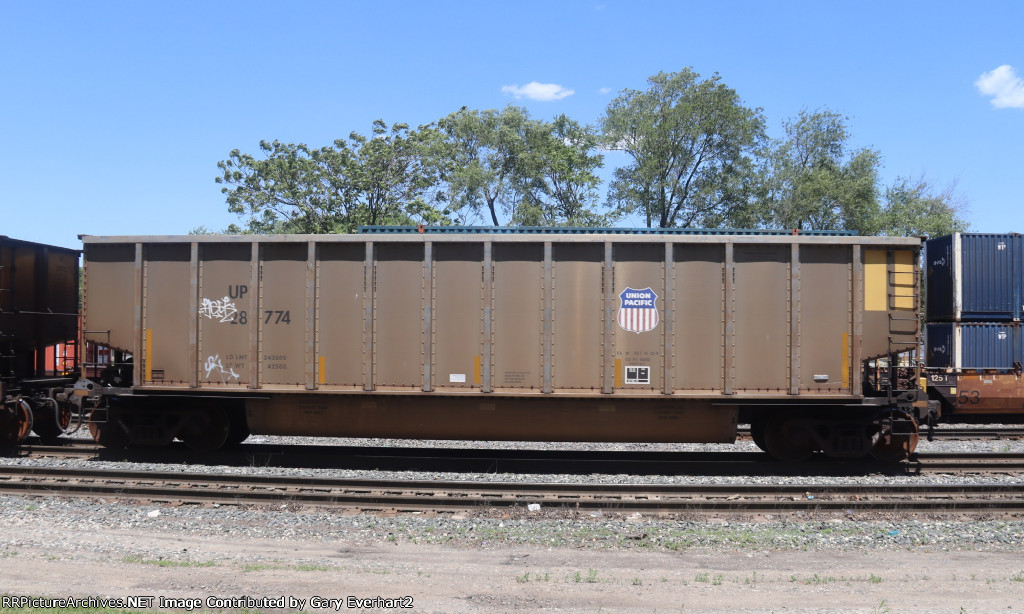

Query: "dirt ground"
<box><xmin>4</xmin><ymin>521</ymin><xmax>1024</xmax><ymax>614</ymax></box>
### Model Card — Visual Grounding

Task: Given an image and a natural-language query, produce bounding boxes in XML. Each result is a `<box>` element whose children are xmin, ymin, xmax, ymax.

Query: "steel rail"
<box><xmin>14</xmin><ymin>440</ymin><xmax>1024</xmax><ymax>475</ymax></box>
<box><xmin>2</xmin><ymin>465</ymin><xmax>1024</xmax><ymax>514</ymax></box>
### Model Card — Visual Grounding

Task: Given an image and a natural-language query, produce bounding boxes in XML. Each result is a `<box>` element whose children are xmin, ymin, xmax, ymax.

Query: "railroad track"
<box><xmin>12</xmin><ymin>439</ymin><xmax>1024</xmax><ymax>476</ymax></box>
<box><xmin>2</xmin><ymin>465</ymin><xmax>1024</xmax><ymax>515</ymax></box>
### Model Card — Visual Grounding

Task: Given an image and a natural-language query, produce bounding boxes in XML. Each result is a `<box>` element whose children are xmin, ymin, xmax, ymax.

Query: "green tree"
<box><xmin>439</xmin><ymin>106</ymin><xmax>606</xmax><ymax>227</ymax></box>
<box><xmin>879</xmin><ymin>176</ymin><xmax>970</xmax><ymax>237</ymax></box>
<box><xmin>755</xmin><ymin>109</ymin><xmax>881</xmax><ymax>233</ymax></box>
<box><xmin>339</xmin><ymin>120</ymin><xmax>452</xmax><ymax>230</ymax></box>
<box><xmin>600</xmin><ymin>69</ymin><xmax>765</xmax><ymax>228</ymax></box>
<box><xmin>216</xmin><ymin>120</ymin><xmax>451</xmax><ymax>234</ymax></box>
<box><xmin>438</xmin><ymin>106</ymin><xmax>529</xmax><ymax>226</ymax></box>
<box><xmin>512</xmin><ymin>114</ymin><xmax>607</xmax><ymax>226</ymax></box>
<box><xmin>217</xmin><ymin>140</ymin><xmax>342</xmax><ymax>233</ymax></box>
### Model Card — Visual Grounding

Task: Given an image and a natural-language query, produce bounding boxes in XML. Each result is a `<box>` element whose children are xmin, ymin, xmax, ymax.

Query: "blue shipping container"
<box><xmin>926</xmin><ymin>322</ymin><xmax>1023</xmax><ymax>370</ymax></box>
<box><xmin>926</xmin><ymin>233</ymin><xmax>1023</xmax><ymax>321</ymax></box>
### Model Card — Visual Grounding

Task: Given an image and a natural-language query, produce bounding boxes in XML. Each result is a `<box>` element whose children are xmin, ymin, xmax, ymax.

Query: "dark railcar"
<box><xmin>0</xmin><ymin>236</ymin><xmax>79</xmax><ymax>444</ymax></box>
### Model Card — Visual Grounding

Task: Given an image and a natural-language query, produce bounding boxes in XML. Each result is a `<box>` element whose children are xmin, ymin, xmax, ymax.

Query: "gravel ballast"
<box><xmin>4</xmin><ymin>431</ymin><xmax>1024</xmax><ymax>612</ymax></box>
<box><xmin>3</xmin><ymin>431</ymin><xmax>1024</xmax><ymax>555</ymax></box>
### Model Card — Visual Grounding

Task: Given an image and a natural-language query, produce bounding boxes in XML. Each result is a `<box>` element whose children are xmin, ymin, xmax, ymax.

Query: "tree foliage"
<box><xmin>339</xmin><ymin>120</ymin><xmax>450</xmax><ymax>230</ymax></box>
<box><xmin>753</xmin><ymin>109</ymin><xmax>882</xmax><ymax>233</ymax></box>
<box><xmin>436</xmin><ymin>106</ymin><xmax>529</xmax><ymax>226</ymax></box>
<box><xmin>216</xmin><ymin>121</ymin><xmax>450</xmax><ymax>234</ymax></box>
<box><xmin>878</xmin><ymin>176</ymin><xmax>970</xmax><ymax>238</ymax></box>
<box><xmin>511</xmin><ymin>114</ymin><xmax>606</xmax><ymax>226</ymax></box>
<box><xmin>215</xmin><ymin>70</ymin><xmax>970</xmax><ymax>236</ymax></box>
<box><xmin>438</xmin><ymin>107</ymin><xmax>606</xmax><ymax>226</ymax></box>
<box><xmin>600</xmin><ymin>69</ymin><xmax>765</xmax><ymax>228</ymax></box>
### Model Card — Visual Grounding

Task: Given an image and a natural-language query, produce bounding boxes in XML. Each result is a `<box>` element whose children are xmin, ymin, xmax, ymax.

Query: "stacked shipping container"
<box><xmin>925</xmin><ymin>233</ymin><xmax>1023</xmax><ymax>371</ymax></box>
<box><xmin>926</xmin><ymin>322</ymin><xmax>1023</xmax><ymax>370</ymax></box>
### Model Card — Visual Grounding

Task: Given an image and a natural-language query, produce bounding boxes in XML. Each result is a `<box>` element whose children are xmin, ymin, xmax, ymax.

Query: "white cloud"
<box><xmin>599</xmin><ymin>87</ymin><xmax>612</xmax><ymax>95</ymax></box>
<box><xmin>501</xmin><ymin>82</ymin><xmax>574</xmax><ymax>101</ymax></box>
<box><xmin>975</xmin><ymin>65</ymin><xmax>1024</xmax><ymax>109</ymax></box>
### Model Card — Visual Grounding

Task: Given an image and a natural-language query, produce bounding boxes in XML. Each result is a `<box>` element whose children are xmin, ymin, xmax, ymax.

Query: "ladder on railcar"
<box><xmin>885</xmin><ymin>253</ymin><xmax>922</xmax><ymax>403</ymax></box>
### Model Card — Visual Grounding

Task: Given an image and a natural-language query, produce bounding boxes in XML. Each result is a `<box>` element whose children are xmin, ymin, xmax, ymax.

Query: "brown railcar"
<box><xmin>78</xmin><ymin>228</ymin><xmax>931</xmax><ymax>461</ymax></box>
<box><xmin>923</xmin><ymin>369</ymin><xmax>1024</xmax><ymax>420</ymax></box>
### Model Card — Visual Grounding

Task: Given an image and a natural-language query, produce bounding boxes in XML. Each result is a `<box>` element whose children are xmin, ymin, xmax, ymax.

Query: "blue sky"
<box><xmin>2</xmin><ymin>0</ymin><xmax>1021</xmax><ymax>248</ymax></box>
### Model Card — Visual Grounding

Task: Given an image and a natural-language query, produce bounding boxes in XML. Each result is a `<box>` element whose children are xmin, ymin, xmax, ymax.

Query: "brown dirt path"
<box><xmin>4</xmin><ymin>526</ymin><xmax>1024</xmax><ymax>613</ymax></box>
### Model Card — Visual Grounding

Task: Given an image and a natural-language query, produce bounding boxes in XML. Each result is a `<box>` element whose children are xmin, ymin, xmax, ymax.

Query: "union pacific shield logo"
<box><xmin>617</xmin><ymin>287</ymin><xmax>660</xmax><ymax>334</ymax></box>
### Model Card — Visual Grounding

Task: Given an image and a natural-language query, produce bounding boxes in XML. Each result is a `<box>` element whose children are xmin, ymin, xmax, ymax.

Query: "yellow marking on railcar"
<box><xmin>318</xmin><ymin>356</ymin><xmax>326</xmax><ymax>385</ymax></box>
<box><xmin>864</xmin><ymin>249</ymin><xmax>887</xmax><ymax>311</ymax></box>
<box><xmin>615</xmin><ymin>358</ymin><xmax>623</xmax><ymax>388</ymax></box>
<box><xmin>473</xmin><ymin>355</ymin><xmax>482</xmax><ymax>385</ymax></box>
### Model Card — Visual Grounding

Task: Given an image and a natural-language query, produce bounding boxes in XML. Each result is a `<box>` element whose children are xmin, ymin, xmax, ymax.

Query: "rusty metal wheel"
<box><xmin>33</xmin><ymin>399</ymin><xmax>72</xmax><ymax>441</ymax></box>
<box><xmin>1</xmin><ymin>400</ymin><xmax>34</xmax><ymax>446</ymax></box>
<box><xmin>179</xmin><ymin>406</ymin><xmax>230</xmax><ymax>452</ymax></box>
<box><xmin>870</xmin><ymin>409</ymin><xmax>919</xmax><ymax>462</ymax></box>
<box><xmin>15</xmin><ymin>400</ymin><xmax>32</xmax><ymax>443</ymax></box>
<box><xmin>764</xmin><ymin>412</ymin><xmax>816</xmax><ymax>463</ymax></box>
<box><xmin>88</xmin><ymin>405</ymin><xmax>129</xmax><ymax>449</ymax></box>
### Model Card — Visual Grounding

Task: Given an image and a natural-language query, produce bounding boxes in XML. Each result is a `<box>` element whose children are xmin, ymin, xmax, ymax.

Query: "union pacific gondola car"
<box><xmin>74</xmin><ymin>227</ymin><xmax>934</xmax><ymax>462</ymax></box>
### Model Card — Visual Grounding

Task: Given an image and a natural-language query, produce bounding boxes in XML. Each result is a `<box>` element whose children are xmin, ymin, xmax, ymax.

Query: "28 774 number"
<box><xmin>227</xmin><ymin>310</ymin><xmax>291</xmax><ymax>325</ymax></box>
<box><xmin>229</xmin><ymin>310</ymin><xmax>291</xmax><ymax>325</ymax></box>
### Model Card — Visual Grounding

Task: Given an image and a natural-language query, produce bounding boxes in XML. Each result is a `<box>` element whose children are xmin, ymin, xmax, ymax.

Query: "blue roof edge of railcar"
<box><xmin>359</xmin><ymin>225</ymin><xmax>859</xmax><ymax>236</ymax></box>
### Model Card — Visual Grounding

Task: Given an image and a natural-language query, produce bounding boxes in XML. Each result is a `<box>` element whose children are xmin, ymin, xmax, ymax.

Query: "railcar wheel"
<box><xmin>764</xmin><ymin>412</ymin><xmax>816</xmax><ymax>463</ymax></box>
<box><xmin>749</xmin><ymin>419</ymin><xmax>769</xmax><ymax>453</ymax></box>
<box><xmin>870</xmin><ymin>410</ymin><xmax>919</xmax><ymax>462</ymax></box>
<box><xmin>224</xmin><ymin>408</ymin><xmax>250</xmax><ymax>447</ymax></box>
<box><xmin>33</xmin><ymin>400</ymin><xmax>72</xmax><ymax>441</ymax></box>
<box><xmin>1</xmin><ymin>400</ymin><xmax>34</xmax><ymax>446</ymax></box>
<box><xmin>0</xmin><ymin>405</ymin><xmax>13</xmax><ymax>447</ymax></box>
<box><xmin>88</xmin><ymin>406</ymin><xmax>129</xmax><ymax>449</ymax></box>
<box><xmin>179</xmin><ymin>407</ymin><xmax>230</xmax><ymax>452</ymax></box>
